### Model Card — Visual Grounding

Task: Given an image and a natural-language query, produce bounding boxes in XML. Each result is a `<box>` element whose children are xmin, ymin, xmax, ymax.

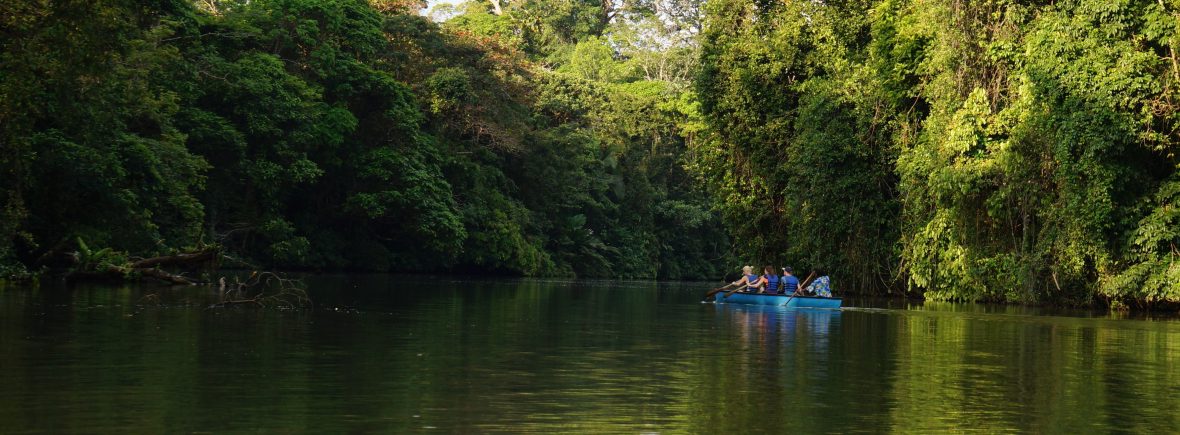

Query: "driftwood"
<box><xmin>129</xmin><ymin>250</ymin><xmax>218</xmax><ymax>269</ymax></box>
<box><xmin>62</xmin><ymin>244</ymin><xmax>310</xmax><ymax>308</ymax></box>
<box><xmin>65</xmin><ymin>247</ymin><xmax>220</xmax><ymax>285</ymax></box>
<box><xmin>137</xmin><ymin>266</ymin><xmax>203</xmax><ymax>285</ymax></box>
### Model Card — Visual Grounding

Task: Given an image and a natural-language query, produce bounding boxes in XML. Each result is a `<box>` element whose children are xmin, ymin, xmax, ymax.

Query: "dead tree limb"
<box><xmin>129</xmin><ymin>249</ymin><xmax>218</xmax><ymax>269</ymax></box>
<box><xmin>66</xmin><ymin>247</ymin><xmax>219</xmax><ymax>285</ymax></box>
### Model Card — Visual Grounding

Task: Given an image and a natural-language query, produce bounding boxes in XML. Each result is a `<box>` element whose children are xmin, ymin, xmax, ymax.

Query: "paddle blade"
<box><xmin>701</xmin><ymin>283</ymin><xmax>736</xmax><ymax>301</ymax></box>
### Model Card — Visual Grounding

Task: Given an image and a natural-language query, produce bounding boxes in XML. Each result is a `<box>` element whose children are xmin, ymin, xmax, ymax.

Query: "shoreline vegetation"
<box><xmin>2</xmin><ymin>0</ymin><xmax>1179</xmax><ymax>311</ymax></box>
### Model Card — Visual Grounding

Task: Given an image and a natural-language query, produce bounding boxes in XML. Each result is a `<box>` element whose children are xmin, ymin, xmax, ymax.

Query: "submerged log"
<box><xmin>65</xmin><ymin>247</ymin><xmax>219</xmax><ymax>285</ymax></box>
<box><xmin>129</xmin><ymin>250</ymin><xmax>218</xmax><ymax>269</ymax></box>
<box><xmin>61</xmin><ymin>245</ymin><xmax>309</xmax><ymax>308</ymax></box>
<box><xmin>135</xmin><ymin>266</ymin><xmax>203</xmax><ymax>285</ymax></box>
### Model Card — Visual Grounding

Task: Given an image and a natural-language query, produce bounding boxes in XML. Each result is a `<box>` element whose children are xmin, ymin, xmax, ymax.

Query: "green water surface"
<box><xmin>1</xmin><ymin>276</ymin><xmax>1177</xmax><ymax>433</ymax></box>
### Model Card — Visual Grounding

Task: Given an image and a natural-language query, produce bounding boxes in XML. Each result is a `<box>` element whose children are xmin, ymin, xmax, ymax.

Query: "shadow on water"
<box><xmin>0</xmin><ymin>276</ymin><xmax>1177</xmax><ymax>433</ymax></box>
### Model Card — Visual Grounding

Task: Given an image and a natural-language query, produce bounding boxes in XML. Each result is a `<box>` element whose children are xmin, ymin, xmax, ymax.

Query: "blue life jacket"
<box><xmin>782</xmin><ymin>275</ymin><xmax>799</xmax><ymax>293</ymax></box>
<box><xmin>765</xmin><ymin>274</ymin><xmax>780</xmax><ymax>293</ymax></box>
<box><xmin>745</xmin><ymin>274</ymin><xmax>759</xmax><ymax>290</ymax></box>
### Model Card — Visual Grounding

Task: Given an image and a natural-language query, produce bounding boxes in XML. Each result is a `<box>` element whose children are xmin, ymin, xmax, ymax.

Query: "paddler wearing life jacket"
<box><xmin>780</xmin><ymin>266</ymin><xmax>801</xmax><ymax>295</ymax></box>
<box><xmin>751</xmin><ymin>265</ymin><xmax>781</xmax><ymax>294</ymax></box>
<box><xmin>730</xmin><ymin>266</ymin><xmax>759</xmax><ymax>292</ymax></box>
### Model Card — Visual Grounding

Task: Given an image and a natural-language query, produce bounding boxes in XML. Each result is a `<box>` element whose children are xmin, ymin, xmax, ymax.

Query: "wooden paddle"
<box><xmin>784</xmin><ymin>271</ymin><xmax>816</xmax><ymax>307</ymax></box>
<box><xmin>701</xmin><ymin>282</ymin><xmax>738</xmax><ymax>301</ymax></box>
<box><xmin>795</xmin><ymin>271</ymin><xmax>817</xmax><ymax>294</ymax></box>
<box><xmin>723</xmin><ymin>277</ymin><xmax>753</xmax><ymax>299</ymax></box>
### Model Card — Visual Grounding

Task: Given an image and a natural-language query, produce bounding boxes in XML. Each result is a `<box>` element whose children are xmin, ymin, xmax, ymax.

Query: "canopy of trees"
<box><xmin>0</xmin><ymin>0</ymin><xmax>726</xmax><ymax>280</ymax></box>
<box><xmin>4</xmin><ymin>0</ymin><xmax>1179</xmax><ymax>308</ymax></box>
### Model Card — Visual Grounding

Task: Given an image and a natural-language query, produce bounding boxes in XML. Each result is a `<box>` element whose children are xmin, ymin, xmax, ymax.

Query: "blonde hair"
<box><xmin>742</xmin><ymin>265</ymin><xmax>753</xmax><ymax>273</ymax></box>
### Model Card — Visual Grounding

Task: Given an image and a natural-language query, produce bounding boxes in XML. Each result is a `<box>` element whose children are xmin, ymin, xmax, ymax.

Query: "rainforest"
<box><xmin>2</xmin><ymin>0</ymin><xmax>1179</xmax><ymax>308</ymax></box>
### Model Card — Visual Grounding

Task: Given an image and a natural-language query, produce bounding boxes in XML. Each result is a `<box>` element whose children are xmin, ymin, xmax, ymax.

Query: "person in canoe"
<box><xmin>780</xmin><ymin>266</ymin><xmax>801</xmax><ymax>295</ymax></box>
<box><xmin>730</xmin><ymin>266</ymin><xmax>760</xmax><ymax>293</ymax></box>
<box><xmin>804</xmin><ymin>269</ymin><xmax>833</xmax><ymax>297</ymax></box>
<box><xmin>751</xmin><ymin>265</ymin><xmax>781</xmax><ymax>294</ymax></box>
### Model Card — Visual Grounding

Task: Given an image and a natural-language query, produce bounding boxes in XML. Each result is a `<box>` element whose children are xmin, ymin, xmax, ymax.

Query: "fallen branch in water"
<box><xmin>59</xmin><ymin>239</ymin><xmax>310</xmax><ymax>308</ymax></box>
<box><xmin>65</xmin><ymin>264</ymin><xmax>205</xmax><ymax>285</ymax></box>
<box><xmin>65</xmin><ymin>246</ymin><xmax>219</xmax><ymax>285</ymax></box>
<box><xmin>129</xmin><ymin>250</ymin><xmax>218</xmax><ymax>269</ymax></box>
<box><xmin>206</xmin><ymin>272</ymin><xmax>310</xmax><ymax>309</ymax></box>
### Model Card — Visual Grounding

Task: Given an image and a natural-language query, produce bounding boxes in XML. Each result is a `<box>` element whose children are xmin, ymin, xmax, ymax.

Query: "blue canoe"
<box><xmin>714</xmin><ymin>291</ymin><xmax>842</xmax><ymax>308</ymax></box>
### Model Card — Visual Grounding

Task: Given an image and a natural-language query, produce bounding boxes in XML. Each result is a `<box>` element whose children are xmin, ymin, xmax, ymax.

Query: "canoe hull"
<box><xmin>714</xmin><ymin>291</ymin><xmax>842</xmax><ymax>308</ymax></box>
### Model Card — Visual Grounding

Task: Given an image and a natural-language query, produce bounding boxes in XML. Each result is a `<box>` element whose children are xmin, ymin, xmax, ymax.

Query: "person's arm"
<box><xmin>755</xmin><ymin>276</ymin><xmax>768</xmax><ymax>293</ymax></box>
<box><xmin>740</xmin><ymin>275</ymin><xmax>754</xmax><ymax>291</ymax></box>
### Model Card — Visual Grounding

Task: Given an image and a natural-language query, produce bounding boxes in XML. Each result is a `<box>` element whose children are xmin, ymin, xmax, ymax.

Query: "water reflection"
<box><xmin>715</xmin><ymin>305</ymin><xmax>840</xmax><ymax>363</ymax></box>
<box><xmin>0</xmin><ymin>278</ymin><xmax>1177</xmax><ymax>433</ymax></box>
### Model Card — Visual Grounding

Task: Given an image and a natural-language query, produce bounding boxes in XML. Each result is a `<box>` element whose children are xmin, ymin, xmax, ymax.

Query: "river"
<box><xmin>1</xmin><ymin>276</ymin><xmax>1177</xmax><ymax>433</ymax></box>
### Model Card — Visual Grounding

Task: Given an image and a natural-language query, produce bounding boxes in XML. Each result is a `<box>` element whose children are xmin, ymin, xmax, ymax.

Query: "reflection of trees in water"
<box><xmin>725</xmin><ymin>307</ymin><xmax>842</xmax><ymax>377</ymax></box>
<box><xmin>6</xmin><ymin>279</ymin><xmax>1178</xmax><ymax>433</ymax></box>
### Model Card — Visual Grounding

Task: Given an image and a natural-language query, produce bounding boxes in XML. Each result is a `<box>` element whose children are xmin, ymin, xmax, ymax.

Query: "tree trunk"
<box><xmin>130</xmin><ymin>249</ymin><xmax>217</xmax><ymax>269</ymax></box>
<box><xmin>66</xmin><ymin>248</ymin><xmax>219</xmax><ymax>285</ymax></box>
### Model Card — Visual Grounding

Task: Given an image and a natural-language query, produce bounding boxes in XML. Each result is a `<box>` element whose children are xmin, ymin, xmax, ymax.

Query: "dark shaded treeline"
<box><xmin>0</xmin><ymin>0</ymin><xmax>728</xmax><ymax>280</ymax></box>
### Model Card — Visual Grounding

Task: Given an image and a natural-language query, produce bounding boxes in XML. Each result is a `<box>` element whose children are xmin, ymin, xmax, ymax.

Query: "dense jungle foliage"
<box><xmin>3</xmin><ymin>0</ymin><xmax>1179</xmax><ymax>307</ymax></box>
<box><xmin>695</xmin><ymin>0</ymin><xmax>1180</xmax><ymax>306</ymax></box>
<box><xmin>0</xmin><ymin>0</ymin><xmax>727</xmax><ymax>280</ymax></box>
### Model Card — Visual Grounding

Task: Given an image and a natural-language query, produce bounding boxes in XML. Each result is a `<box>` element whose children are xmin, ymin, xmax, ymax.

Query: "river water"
<box><xmin>1</xmin><ymin>276</ymin><xmax>1177</xmax><ymax>433</ymax></box>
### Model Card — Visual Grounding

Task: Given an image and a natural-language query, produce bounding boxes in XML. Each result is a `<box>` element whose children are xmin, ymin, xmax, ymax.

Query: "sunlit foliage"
<box><xmin>694</xmin><ymin>0</ymin><xmax>1180</xmax><ymax>305</ymax></box>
